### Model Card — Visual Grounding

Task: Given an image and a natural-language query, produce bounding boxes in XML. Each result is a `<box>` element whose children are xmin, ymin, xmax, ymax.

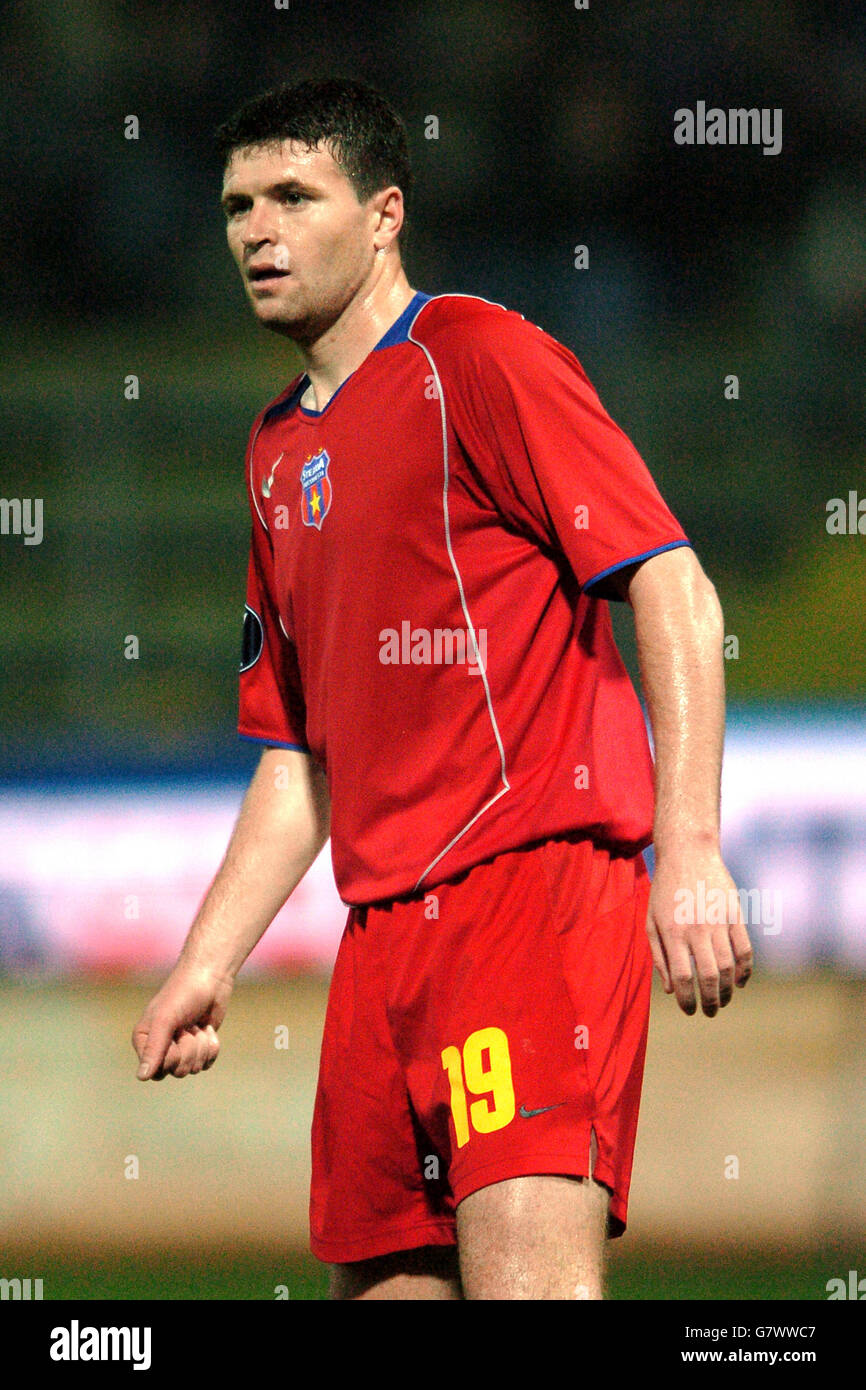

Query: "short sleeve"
<box><xmin>238</xmin><ymin>512</ymin><xmax>308</xmax><ymax>750</ymax></box>
<box><xmin>448</xmin><ymin>314</ymin><xmax>691</xmax><ymax>599</ymax></box>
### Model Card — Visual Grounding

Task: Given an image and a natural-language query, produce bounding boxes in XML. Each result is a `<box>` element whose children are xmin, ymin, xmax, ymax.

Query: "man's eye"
<box><xmin>283</xmin><ymin>192</ymin><xmax>305</xmax><ymax>204</ymax></box>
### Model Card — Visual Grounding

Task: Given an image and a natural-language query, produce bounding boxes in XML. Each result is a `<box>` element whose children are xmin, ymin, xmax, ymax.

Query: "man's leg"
<box><xmin>329</xmin><ymin>1244</ymin><xmax>462</xmax><ymax>1300</ymax></box>
<box><xmin>310</xmin><ymin>906</ymin><xmax>459</xmax><ymax>1282</ymax></box>
<box><xmin>456</xmin><ymin>1133</ymin><xmax>609</xmax><ymax>1300</ymax></box>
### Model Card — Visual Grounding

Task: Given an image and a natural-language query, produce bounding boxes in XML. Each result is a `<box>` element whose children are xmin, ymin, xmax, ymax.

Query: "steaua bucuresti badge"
<box><xmin>300</xmin><ymin>448</ymin><xmax>333</xmax><ymax>530</ymax></box>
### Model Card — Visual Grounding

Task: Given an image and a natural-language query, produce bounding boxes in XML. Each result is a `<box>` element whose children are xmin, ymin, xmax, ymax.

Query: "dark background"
<box><xmin>2</xmin><ymin>0</ymin><xmax>864</xmax><ymax>773</ymax></box>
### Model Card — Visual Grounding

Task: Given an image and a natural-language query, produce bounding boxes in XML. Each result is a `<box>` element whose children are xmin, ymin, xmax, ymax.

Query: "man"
<box><xmin>132</xmin><ymin>77</ymin><xmax>753</xmax><ymax>1300</ymax></box>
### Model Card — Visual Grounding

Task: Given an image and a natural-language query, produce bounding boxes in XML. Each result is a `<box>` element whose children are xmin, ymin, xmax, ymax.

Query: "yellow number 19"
<box><xmin>441</xmin><ymin>1026</ymin><xmax>515</xmax><ymax>1149</ymax></box>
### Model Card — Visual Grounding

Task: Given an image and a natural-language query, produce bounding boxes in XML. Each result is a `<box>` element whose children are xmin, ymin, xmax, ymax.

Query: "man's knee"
<box><xmin>329</xmin><ymin>1244</ymin><xmax>461</xmax><ymax>1300</ymax></box>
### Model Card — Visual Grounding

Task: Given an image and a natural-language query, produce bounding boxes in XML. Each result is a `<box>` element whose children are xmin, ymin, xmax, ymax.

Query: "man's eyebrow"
<box><xmin>270</xmin><ymin>177</ymin><xmax>320</xmax><ymax>196</ymax></box>
<box><xmin>220</xmin><ymin>177</ymin><xmax>321</xmax><ymax>208</ymax></box>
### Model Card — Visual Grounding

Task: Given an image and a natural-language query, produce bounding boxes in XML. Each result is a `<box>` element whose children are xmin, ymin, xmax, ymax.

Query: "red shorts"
<box><xmin>309</xmin><ymin>833</ymin><xmax>653</xmax><ymax>1264</ymax></box>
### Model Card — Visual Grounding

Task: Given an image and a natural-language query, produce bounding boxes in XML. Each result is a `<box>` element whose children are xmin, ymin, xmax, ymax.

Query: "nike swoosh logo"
<box><xmin>518</xmin><ymin>1103</ymin><xmax>566</xmax><ymax>1119</ymax></box>
<box><xmin>261</xmin><ymin>453</ymin><xmax>284</xmax><ymax>499</ymax></box>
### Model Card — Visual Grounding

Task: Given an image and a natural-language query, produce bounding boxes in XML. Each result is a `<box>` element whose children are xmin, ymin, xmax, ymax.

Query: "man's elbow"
<box><xmin>685</xmin><ymin>552</ymin><xmax>722</xmax><ymax>615</ymax></box>
<box><xmin>692</xmin><ymin>559</ymin><xmax>723</xmax><ymax>632</ymax></box>
<box><xmin>625</xmin><ymin>545</ymin><xmax>712</xmax><ymax>602</ymax></box>
<box><xmin>626</xmin><ymin>546</ymin><xmax>724</xmax><ymax>637</ymax></box>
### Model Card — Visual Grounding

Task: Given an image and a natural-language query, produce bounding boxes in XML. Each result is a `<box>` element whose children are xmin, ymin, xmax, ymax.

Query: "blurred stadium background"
<box><xmin>1</xmin><ymin>1</ymin><xmax>865</xmax><ymax>1299</ymax></box>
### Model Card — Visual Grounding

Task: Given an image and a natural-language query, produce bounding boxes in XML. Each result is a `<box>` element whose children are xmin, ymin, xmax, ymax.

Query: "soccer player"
<box><xmin>132</xmin><ymin>77</ymin><xmax>753</xmax><ymax>1300</ymax></box>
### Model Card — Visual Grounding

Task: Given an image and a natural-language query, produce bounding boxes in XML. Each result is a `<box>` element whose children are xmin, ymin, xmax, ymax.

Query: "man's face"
<box><xmin>221</xmin><ymin>139</ymin><xmax>384</xmax><ymax>342</ymax></box>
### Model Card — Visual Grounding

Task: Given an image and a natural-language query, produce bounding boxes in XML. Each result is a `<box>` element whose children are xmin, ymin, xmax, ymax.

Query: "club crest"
<box><xmin>300</xmin><ymin>448</ymin><xmax>332</xmax><ymax>530</ymax></box>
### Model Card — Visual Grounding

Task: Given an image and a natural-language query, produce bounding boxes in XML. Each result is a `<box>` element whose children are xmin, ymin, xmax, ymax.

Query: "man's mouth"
<box><xmin>247</xmin><ymin>265</ymin><xmax>291</xmax><ymax>283</ymax></box>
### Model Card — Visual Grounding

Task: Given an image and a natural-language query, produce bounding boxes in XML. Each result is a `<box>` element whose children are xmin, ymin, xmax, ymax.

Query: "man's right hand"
<box><xmin>130</xmin><ymin>748</ymin><xmax>330</xmax><ymax>1083</ymax></box>
<box><xmin>132</xmin><ymin>963</ymin><xmax>234</xmax><ymax>1081</ymax></box>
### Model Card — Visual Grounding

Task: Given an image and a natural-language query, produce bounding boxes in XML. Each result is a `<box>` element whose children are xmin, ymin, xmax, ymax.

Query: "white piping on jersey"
<box><xmin>248</xmin><ymin>299</ymin><xmax>518</xmax><ymax>539</ymax></box>
<box><xmin>407</xmin><ymin>296</ymin><xmax>512</xmax><ymax>892</ymax></box>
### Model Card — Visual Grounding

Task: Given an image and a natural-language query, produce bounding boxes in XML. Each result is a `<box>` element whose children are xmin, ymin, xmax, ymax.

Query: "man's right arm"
<box><xmin>131</xmin><ymin>747</ymin><xmax>330</xmax><ymax>1080</ymax></box>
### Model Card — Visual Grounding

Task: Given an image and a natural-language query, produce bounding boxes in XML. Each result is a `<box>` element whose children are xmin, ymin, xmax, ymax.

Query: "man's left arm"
<box><xmin>614</xmin><ymin>546</ymin><xmax>753</xmax><ymax>1016</ymax></box>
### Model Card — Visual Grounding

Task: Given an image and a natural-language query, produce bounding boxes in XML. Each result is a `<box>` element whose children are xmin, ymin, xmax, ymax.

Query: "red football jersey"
<box><xmin>239</xmin><ymin>291</ymin><xmax>690</xmax><ymax>905</ymax></box>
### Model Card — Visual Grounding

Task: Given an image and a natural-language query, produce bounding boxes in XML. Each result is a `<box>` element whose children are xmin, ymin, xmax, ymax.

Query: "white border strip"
<box><xmin>408</xmin><ymin>298</ymin><xmax>511</xmax><ymax>890</ymax></box>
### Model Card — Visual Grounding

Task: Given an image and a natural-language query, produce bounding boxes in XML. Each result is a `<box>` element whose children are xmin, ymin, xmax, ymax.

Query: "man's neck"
<box><xmin>298</xmin><ymin>267</ymin><xmax>416</xmax><ymax>412</ymax></box>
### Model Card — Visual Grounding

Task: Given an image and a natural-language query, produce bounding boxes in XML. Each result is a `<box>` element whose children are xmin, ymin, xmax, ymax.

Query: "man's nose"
<box><xmin>242</xmin><ymin>200</ymin><xmax>276</xmax><ymax>247</ymax></box>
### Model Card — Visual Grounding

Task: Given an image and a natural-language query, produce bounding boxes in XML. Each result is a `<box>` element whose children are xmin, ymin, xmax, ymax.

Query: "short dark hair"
<box><xmin>215</xmin><ymin>77</ymin><xmax>414</xmax><ymax>249</ymax></box>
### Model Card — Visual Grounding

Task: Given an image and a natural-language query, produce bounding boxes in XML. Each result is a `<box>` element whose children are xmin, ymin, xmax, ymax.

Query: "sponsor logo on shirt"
<box><xmin>240</xmin><ymin>605</ymin><xmax>264</xmax><ymax>672</ymax></box>
<box><xmin>261</xmin><ymin>452</ymin><xmax>284</xmax><ymax>499</ymax></box>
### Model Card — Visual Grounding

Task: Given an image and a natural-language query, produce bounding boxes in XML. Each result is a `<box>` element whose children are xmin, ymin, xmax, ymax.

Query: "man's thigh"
<box><xmin>456</xmin><ymin>1152</ymin><xmax>609</xmax><ymax>1300</ymax></box>
<box><xmin>330</xmin><ymin>1147</ymin><xmax>608</xmax><ymax>1301</ymax></box>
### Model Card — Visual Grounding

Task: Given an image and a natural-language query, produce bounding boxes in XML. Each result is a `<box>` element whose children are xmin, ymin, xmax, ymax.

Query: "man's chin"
<box><xmin>249</xmin><ymin>300</ymin><xmax>308</xmax><ymax>338</ymax></box>
<box><xmin>249</xmin><ymin>295</ymin><xmax>332</xmax><ymax>346</ymax></box>
<box><xmin>257</xmin><ymin>313</ymin><xmax>305</xmax><ymax>338</ymax></box>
